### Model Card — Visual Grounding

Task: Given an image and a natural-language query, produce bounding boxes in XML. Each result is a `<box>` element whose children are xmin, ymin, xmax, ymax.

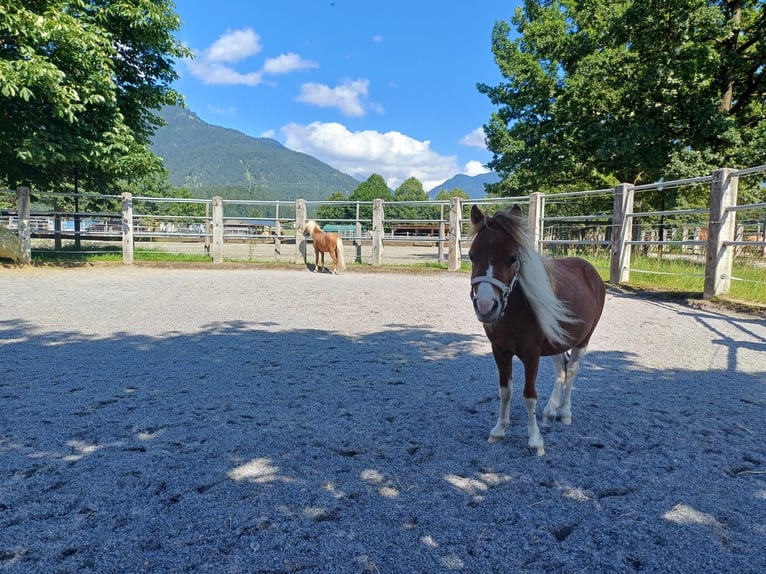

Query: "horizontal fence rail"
<box><xmin>2</xmin><ymin>165</ymin><xmax>765</xmax><ymax>299</ymax></box>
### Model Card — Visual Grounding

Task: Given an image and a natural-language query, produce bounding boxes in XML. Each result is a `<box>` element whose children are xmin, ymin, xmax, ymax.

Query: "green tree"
<box><xmin>0</xmin><ymin>0</ymin><xmax>190</xmax><ymax>192</ymax></box>
<box><xmin>390</xmin><ymin>176</ymin><xmax>434</xmax><ymax>221</ymax></box>
<box><xmin>434</xmin><ymin>189</ymin><xmax>470</xmax><ymax>201</ymax></box>
<box><xmin>479</xmin><ymin>0</ymin><xmax>766</xmax><ymax>199</ymax></box>
<box><xmin>316</xmin><ymin>191</ymin><xmax>350</xmax><ymax>222</ymax></box>
<box><xmin>348</xmin><ymin>174</ymin><xmax>392</xmax><ymax>222</ymax></box>
<box><xmin>127</xmin><ymin>173</ymin><xmax>206</xmax><ymax>219</ymax></box>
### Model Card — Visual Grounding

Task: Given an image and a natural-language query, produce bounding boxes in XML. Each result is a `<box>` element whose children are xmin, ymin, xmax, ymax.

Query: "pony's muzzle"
<box><xmin>470</xmin><ymin>274</ymin><xmax>515</xmax><ymax>323</ymax></box>
<box><xmin>472</xmin><ymin>291</ymin><xmax>502</xmax><ymax>323</ymax></box>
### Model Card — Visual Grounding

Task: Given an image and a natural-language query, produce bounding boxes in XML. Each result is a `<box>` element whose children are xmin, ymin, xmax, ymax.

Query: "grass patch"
<box><xmin>31</xmin><ymin>245</ymin><xmax>212</xmax><ymax>264</ymax></box>
<box><xmin>134</xmin><ymin>249</ymin><xmax>211</xmax><ymax>263</ymax></box>
<box><xmin>577</xmin><ymin>253</ymin><xmax>765</xmax><ymax>305</ymax></box>
<box><xmin>32</xmin><ymin>245</ymin><xmax>122</xmax><ymax>263</ymax></box>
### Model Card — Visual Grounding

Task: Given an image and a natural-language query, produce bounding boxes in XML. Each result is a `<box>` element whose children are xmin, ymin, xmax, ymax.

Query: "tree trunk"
<box><xmin>719</xmin><ymin>0</ymin><xmax>743</xmax><ymax>113</ymax></box>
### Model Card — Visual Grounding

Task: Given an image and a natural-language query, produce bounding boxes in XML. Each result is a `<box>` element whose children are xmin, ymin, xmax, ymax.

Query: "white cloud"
<box><xmin>281</xmin><ymin>121</ymin><xmax>460</xmax><ymax>190</ymax></box>
<box><xmin>186</xmin><ymin>59</ymin><xmax>263</xmax><ymax>86</ymax></box>
<box><xmin>372</xmin><ymin>34</ymin><xmax>384</xmax><ymax>43</ymax></box>
<box><xmin>262</xmin><ymin>53</ymin><xmax>318</xmax><ymax>75</ymax></box>
<box><xmin>296</xmin><ymin>78</ymin><xmax>379</xmax><ymax>118</ymax></box>
<box><xmin>464</xmin><ymin>160</ymin><xmax>489</xmax><ymax>176</ymax></box>
<box><xmin>260</xmin><ymin>129</ymin><xmax>275</xmax><ymax>139</ymax></box>
<box><xmin>460</xmin><ymin>126</ymin><xmax>487</xmax><ymax>148</ymax></box>
<box><xmin>186</xmin><ymin>28</ymin><xmax>315</xmax><ymax>87</ymax></box>
<box><xmin>205</xmin><ymin>28</ymin><xmax>262</xmax><ymax>63</ymax></box>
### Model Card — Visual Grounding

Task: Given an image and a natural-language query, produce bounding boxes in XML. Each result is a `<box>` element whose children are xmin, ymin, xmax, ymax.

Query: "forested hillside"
<box><xmin>150</xmin><ymin>107</ymin><xmax>360</xmax><ymax>201</ymax></box>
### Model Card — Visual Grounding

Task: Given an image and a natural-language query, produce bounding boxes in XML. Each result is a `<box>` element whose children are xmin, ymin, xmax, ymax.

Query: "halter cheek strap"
<box><xmin>470</xmin><ymin>272</ymin><xmax>519</xmax><ymax>317</ymax></box>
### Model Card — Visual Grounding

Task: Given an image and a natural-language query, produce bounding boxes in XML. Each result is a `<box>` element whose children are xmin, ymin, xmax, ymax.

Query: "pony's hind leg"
<box><xmin>543</xmin><ymin>352</ymin><xmax>568</xmax><ymax>423</ymax></box>
<box><xmin>559</xmin><ymin>346</ymin><xmax>585</xmax><ymax>424</ymax></box>
<box><xmin>544</xmin><ymin>347</ymin><xmax>586</xmax><ymax>425</ymax></box>
<box><xmin>329</xmin><ymin>248</ymin><xmax>339</xmax><ymax>274</ymax></box>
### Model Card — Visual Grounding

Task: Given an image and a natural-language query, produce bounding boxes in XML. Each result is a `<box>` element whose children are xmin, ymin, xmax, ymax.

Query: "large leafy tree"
<box><xmin>315</xmin><ymin>191</ymin><xmax>349</xmax><ymax>222</ymax></box>
<box><xmin>316</xmin><ymin>175</ymin><xmax>393</xmax><ymax>224</ymax></box>
<box><xmin>390</xmin><ymin>176</ymin><xmax>437</xmax><ymax>221</ymax></box>
<box><xmin>0</xmin><ymin>0</ymin><xmax>190</xmax><ymax>192</ymax></box>
<box><xmin>348</xmin><ymin>174</ymin><xmax>392</xmax><ymax>222</ymax></box>
<box><xmin>479</xmin><ymin>0</ymin><xmax>766</xmax><ymax>197</ymax></box>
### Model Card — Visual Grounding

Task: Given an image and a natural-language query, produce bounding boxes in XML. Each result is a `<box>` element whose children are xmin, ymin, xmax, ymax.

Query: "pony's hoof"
<box><xmin>529</xmin><ymin>445</ymin><xmax>546</xmax><ymax>456</ymax></box>
<box><xmin>560</xmin><ymin>415</ymin><xmax>572</xmax><ymax>425</ymax></box>
<box><xmin>543</xmin><ymin>410</ymin><xmax>556</xmax><ymax>422</ymax></box>
<box><xmin>487</xmin><ymin>435</ymin><xmax>503</xmax><ymax>444</ymax></box>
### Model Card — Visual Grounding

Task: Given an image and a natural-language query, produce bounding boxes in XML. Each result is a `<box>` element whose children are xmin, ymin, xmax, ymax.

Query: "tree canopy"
<box><xmin>479</xmin><ymin>0</ymin><xmax>766</xmax><ymax>197</ymax></box>
<box><xmin>0</xmin><ymin>0</ymin><xmax>190</xmax><ymax>191</ymax></box>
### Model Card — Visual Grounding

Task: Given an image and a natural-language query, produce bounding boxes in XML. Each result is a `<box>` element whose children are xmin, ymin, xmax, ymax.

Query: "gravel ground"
<box><xmin>1</xmin><ymin>265</ymin><xmax>765</xmax><ymax>574</ymax></box>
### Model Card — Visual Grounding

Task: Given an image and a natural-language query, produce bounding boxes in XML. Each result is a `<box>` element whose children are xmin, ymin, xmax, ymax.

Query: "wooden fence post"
<box><xmin>703</xmin><ymin>168</ymin><xmax>738</xmax><ymax>299</ymax></box>
<box><xmin>610</xmin><ymin>183</ymin><xmax>634</xmax><ymax>284</ymax></box>
<box><xmin>354</xmin><ymin>202</ymin><xmax>362</xmax><ymax>263</ymax></box>
<box><xmin>528</xmin><ymin>192</ymin><xmax>545</xmax><ymax>253</ymax></box>
<box><xmin>295</xmin><ymin>199</ymin><xmax>306</xmax><ymax>265</ymax></box>
<box><xmin>372</xmin><ymin>199</ymin><xmax>384</xmax><ymax>266</ymax></box>
<box><xmin>438</xmin><ymin>203</ymin><xmax>446</xmax><ymax>262</ymax></box>
<box><xmin>273</xmin><ymin>203</ymin><xmax>281</xmax><ymax>261</ymax></box>
<box><xmin>16</xmin><ymin>186</ymin><xmax>31</xmax><ymax>264</ymax></box>
<box><xmin>448</xmin><ymin>196</ymin><xmax>462</xmax><ymax>271</ymax></box>
<box><xmin>121</xmin><ymin>192</ymin><xmax>134</xmax><ymax>264</ymax></box>
<box><xmin>211</xmin><ymin>196</ymin><xmax>224</xmax><ymax>264</ymax></box>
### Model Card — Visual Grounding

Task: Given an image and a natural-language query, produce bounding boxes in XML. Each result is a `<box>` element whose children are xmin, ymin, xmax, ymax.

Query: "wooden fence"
<box><xmin>4</xmin><ymin>165</ymin><xmax>765</xmax><ymax>299</ymax></box>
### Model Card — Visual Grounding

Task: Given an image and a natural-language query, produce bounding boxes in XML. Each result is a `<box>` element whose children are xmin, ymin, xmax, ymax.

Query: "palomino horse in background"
<box><xmin>469</xmin><ymin>205</ymin><xmax>606</xmax><ymax>455</ymax></box>
<box><xmin>303</xmin><ymin>221</ymin><xmax>347</xmax><ymax>274</ymax></box>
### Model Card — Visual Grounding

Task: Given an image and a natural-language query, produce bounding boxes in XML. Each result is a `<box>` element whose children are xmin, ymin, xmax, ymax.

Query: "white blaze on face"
<box><xmin>474</xmin><ymin>262</ymin><xmax>499</xmax><ymax>315</ymax></box>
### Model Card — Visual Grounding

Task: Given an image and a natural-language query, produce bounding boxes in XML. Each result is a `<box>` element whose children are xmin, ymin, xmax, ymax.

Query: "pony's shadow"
<box><xmin>307</xmin><ymin>264</ymin><xmax>334</xmax><ymax>273</ymax></box>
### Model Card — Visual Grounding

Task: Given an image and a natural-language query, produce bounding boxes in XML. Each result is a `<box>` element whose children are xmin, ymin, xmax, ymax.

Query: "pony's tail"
<box><xmin>336</xmin><ymin>236</ymin><xmax>347</xmax><ymax>271</ymax></box>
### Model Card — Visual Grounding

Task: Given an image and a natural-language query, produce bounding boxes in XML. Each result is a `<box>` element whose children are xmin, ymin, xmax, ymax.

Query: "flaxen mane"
<box><xmin>474</xmin><ymin>209</ymin><xmax>574</xmax><ymax>346</ymax></box>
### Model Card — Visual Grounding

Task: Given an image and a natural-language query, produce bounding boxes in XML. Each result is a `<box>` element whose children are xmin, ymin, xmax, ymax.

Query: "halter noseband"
<box><xmin>470</xmin><ymin>269</ymin><xmax>519</xmax><ymax>318</ymax></box>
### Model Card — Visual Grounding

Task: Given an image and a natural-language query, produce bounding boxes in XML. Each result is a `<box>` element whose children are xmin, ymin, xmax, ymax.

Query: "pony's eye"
<box><xmin>508</xmin><ymin>255</ymin><xmax>518</xmax><ymax>266</ymax></box>
<box><xmin>468</xmin><ymin>251</ymin><xmax>475</xmax><ymax>262</ymax></box>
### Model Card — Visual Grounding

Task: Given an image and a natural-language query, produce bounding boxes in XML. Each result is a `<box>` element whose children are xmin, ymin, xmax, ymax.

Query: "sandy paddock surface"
<box><xmin>1</xmin><ymin>265</ymin><xmax>765</xmax><ymax>573</ymax></box>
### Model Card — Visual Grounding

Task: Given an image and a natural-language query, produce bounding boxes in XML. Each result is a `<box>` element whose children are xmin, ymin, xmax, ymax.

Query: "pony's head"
<box><xmin>468</xmin><ymin>204</ymin><xmax>527</xmax><ymax>323</ymax></box>
<box><xmin>303</xmin><ymin>220</ymin><xmax>319</xmax><ymax>236</ymax></box>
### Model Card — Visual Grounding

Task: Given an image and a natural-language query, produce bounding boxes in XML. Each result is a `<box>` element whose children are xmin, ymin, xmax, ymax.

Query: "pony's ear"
<box><xmin>511</xmin><ymin>204</ymin><xmax>523</xmax><ymax>217</ymax></box>
<box><xmin>470</xmin><ymin>204</ymin><xmax>485</xmax><ymax>225</ymax></box>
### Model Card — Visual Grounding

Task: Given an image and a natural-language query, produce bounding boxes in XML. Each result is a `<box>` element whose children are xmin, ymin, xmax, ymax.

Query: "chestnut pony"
<box><xmin>303</xmin><ymin>220</ymin><xmax>347</xmax><ymax>274</ymax></box>
<box><xmin>469</xmin><ymin>205</ymin><xmax>605</xmax><ymax>455</ymax></box>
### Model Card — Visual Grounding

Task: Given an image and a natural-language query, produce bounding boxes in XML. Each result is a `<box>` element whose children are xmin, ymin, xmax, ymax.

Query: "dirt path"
<box><xmin>1</xmin><ymin>266</ymin><xmax>764</xmax><ymax>573</ymax></box>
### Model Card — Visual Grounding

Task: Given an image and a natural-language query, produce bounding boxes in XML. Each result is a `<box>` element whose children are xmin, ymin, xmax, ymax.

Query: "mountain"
<box><xmin>427</xmin><ymin>172</ymin><xmax>501</xmax><ymax>199</ymax></box>
<box><xmin>150</xmin><ymin>106</ymin><xmax>360</xmax><ymax>201</ymax></box>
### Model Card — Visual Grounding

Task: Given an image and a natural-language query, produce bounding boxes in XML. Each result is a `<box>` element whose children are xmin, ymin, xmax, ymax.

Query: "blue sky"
<box><xmin>171</xmin><ymin>1</ymin><xmax>521</xmax><ymax>190</ymax></box>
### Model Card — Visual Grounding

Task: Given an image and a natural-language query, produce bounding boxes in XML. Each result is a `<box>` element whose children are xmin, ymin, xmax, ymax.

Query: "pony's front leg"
<box><xmin>522</xmin><ymin>356</ymin><xmax>545</xmax><ymax>456</ymax></box>
<box><xmin>488</xmin><ymin>347</ymin><xmax>512</xmax><ymax>443</ymax></box>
